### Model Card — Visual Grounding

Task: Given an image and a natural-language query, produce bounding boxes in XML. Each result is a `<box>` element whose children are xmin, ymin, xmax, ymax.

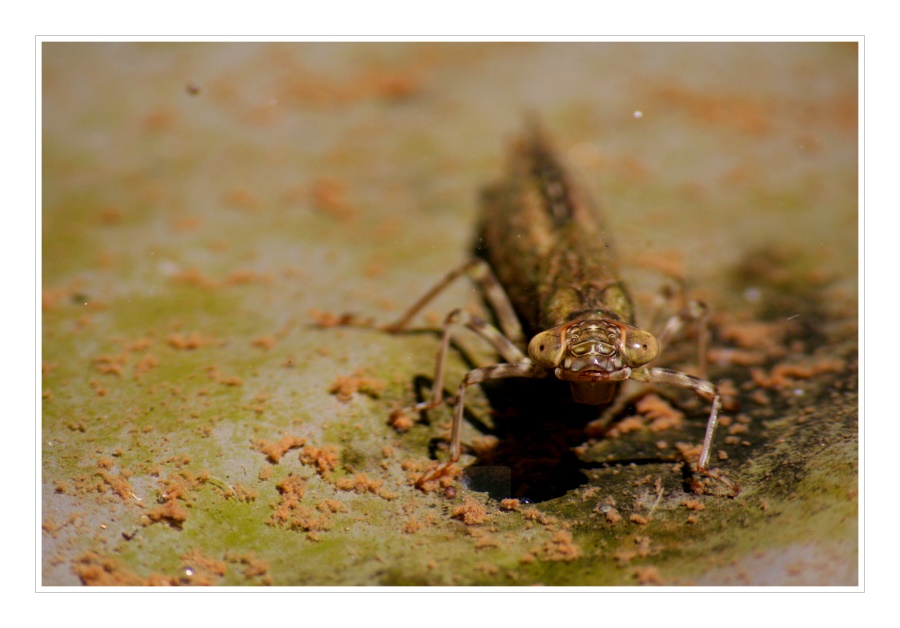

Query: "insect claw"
<box><xmin>694</xmin><ymin>467</ymin><xmax>741</xmax><ymax>498</ymax></box>
<box><xmin>414</xmin><ymin>462</ymin><xmax>459</xmax><ymax>492</ymax></box>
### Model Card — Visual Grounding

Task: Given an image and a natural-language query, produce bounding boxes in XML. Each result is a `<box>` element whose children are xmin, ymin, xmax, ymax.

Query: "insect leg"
<box><xmin>631</xmin><ymin>366</ymin><xmax>739</xmax><ymax>496</ymax></box>
<box><xmin>416</xmin><ymin>361</ymin><xmax>548</xmax><ymax>489</ymax></box>
<box><xmin>391</xmin><ymin>308</ymin><xmax>528</xmax><ymax>422</ymax></box>
<box><xmin>383</xmin><ymin>259</ymin><xmax>526</xmax><ymax>347</ymax></box>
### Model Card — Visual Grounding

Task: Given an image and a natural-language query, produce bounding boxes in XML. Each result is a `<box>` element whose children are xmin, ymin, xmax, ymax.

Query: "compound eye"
<box><xmin>528</xmin><ymin>329</ymin><xmax>566</xmax><ymax>367</ymax></box>
<box><xmin>619</xmin><ymin>328</ymin><xmax>659</xmax><ymax>367</ymax></box>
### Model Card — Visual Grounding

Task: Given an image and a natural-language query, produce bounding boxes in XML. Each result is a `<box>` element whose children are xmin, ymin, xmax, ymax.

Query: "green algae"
<box><xmin>42</xmin><ymin>42</ymin><xmax>857</xmax><ymax>587</ymax></box>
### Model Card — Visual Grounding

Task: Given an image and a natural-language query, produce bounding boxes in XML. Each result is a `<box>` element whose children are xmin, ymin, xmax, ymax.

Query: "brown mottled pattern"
<box><xmin>477</xmin><ymin>130</ymin><xmax>633</xmax><ymax>333</ymax></box>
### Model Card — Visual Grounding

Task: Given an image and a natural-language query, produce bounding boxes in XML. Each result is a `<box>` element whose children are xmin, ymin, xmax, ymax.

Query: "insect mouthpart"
<box><xmin>552</xmin><ymin>321</ymin><xmax>635</xmax><ymax>404</ymax></box>
<box><xmin>563</xmin><ymin>322</ymin><xmax>624</xmax><ymax>375</ymax></box>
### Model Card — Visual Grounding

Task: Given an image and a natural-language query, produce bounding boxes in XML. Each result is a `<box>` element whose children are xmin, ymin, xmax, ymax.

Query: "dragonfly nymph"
<box><xmin>382</xmin><ymin>126</ymin><xmax>738</xmax><ymax>497</ymax></box>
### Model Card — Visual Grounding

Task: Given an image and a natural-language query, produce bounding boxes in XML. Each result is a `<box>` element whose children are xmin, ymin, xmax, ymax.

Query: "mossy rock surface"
<box><xmin>42</xmin><ymin>42</ymin><xmax>857</xmax><ymax>586</ymax></box>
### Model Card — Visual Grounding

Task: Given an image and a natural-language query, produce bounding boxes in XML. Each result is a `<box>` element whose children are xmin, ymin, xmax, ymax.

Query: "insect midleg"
<box><xmin>416</xmin><ymin>361</ymin><xmax>548</xmax><ymax>489</ymax></box>
<box><xmin>382</xmin><ymin>258</ymin><xmax>526</xmax><ymax>347</ymax></box>
<box><xmin>391</xmin><ymin>308</ymin><xmax>528</xmax><ymax>421</ymax></box>
<box><xmin>631</xmin><ymin>366</ymin><xmax>739</xmax><ymax>495</ymax></box>
<box><xmin>384</xmin><ymin>259</ymin><xmax>540</xmax><ymax>489</ymax></box>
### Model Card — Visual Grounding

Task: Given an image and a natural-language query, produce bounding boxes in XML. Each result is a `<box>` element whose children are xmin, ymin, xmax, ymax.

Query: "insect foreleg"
<box><xmin>415</xmin><ymin>361</ymin><xmax>548</xmax><ymax>489</ymax></box>
<box><xmin>632</xmin><ymin>366</ymin><xmax>739</xmax><ymax>496</ymax></box>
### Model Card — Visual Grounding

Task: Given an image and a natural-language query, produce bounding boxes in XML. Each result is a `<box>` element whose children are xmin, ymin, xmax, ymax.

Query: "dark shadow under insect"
<box><xmin>412</xmin><ymin>375</ymin><xmax>591</xmax><ymax>502</ymax></box>
<box><xmin>415</xmin><ymin>373</ymin><xmax>693</xmax><ymax>503</ymax></box>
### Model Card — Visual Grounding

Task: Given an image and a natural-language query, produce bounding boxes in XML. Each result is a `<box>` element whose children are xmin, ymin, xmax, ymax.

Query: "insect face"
<box><xmin>562</xmin><ymin>320</ymin><xmax>625</xmax><ymax>375</ymax></box>
<box><xmin>529</xmin><ymin>318</ymin><xmax>658</xmax><ymax>379</ymax></box>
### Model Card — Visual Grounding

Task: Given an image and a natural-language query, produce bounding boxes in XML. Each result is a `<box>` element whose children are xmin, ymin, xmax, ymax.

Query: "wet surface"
<box><xmin>42</xmin><ymin>42</ymin><xmax>857</xmax><ymax>586</ymax></box>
